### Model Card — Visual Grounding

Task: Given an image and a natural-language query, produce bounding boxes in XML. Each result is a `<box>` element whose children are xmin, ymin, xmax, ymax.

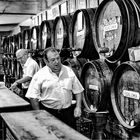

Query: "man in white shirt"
<box><xmin>26</xmin><ymin>47</ymin><xmax>84</xmax><ymax>129</ymax></box>
<box><xmin>10</xmin><ymin>49</ymin><xmax>40</xmax><ymax>101</ymax></box>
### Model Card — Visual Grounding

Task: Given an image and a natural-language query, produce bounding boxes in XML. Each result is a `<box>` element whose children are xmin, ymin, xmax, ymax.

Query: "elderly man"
<box><xmin>10</xmin><ymin>49</ymin><xmax>39</xmax><ymax>101</ymax></box>
<box><xmin>25</xmin><ymin>47</ymin><xmax>84</xmax><ymax>129</ymax></box>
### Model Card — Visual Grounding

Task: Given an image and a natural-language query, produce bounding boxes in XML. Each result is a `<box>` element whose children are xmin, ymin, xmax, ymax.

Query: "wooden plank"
<box><xmin>1</xmin><ymin>110</ymin><xmax>89</xmax><ymax>140</ymax></box>
<box><xmin>0</xmin><ymin>87</ymin><xmax>30</xmax><ymax>109</ymax></box>
<box><xmin>68</xmin><ymin>0</ymin><xmax>76</xmax><ymax>13</ymax></box>
<box><xmin>0</xmin><ymin>1</ymin><xmax>47</xmax><ymax>14</ymax></box>
<box><xmin>87</xmin><ymin>0</ymin><xmax>98</xmax><ymax>8</ymax></box>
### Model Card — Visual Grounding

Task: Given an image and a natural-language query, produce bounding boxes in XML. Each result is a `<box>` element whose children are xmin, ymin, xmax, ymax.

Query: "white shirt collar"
<box><xmin>47</xmin><ymin>64</ymin><xmax>64</xmax><ymax>77</ymax></box>
<box><xmin>24</xmin><ymin>57</ymin><xmax>31</xmax><ymax>67</ymax></box>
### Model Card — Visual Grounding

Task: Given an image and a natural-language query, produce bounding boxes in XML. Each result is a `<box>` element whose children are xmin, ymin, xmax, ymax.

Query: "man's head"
<box><xmin>43</xmin><ymin>47</ymin><xmax>61</xmax><ymax>73</ymax></box>
<box><xmin>16</xmin><ymin>49</ymin><xmax>28</xmax><ymax>66</ymax></box>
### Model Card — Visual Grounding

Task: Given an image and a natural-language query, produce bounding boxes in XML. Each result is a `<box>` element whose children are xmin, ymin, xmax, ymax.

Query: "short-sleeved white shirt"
<box><xmin>25</xmin><ymin>65</ymin><xmax>84</xmax><ymax>109</ymax></box>
<box><xmin>22</xmin><ymin>57</ymin><xmax>39</xmax><ymax>89</ymax></box>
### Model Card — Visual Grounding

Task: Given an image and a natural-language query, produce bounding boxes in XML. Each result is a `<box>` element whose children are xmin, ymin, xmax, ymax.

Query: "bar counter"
<box><xmin>1</xmin><ymin>110</ymin><xmax>89</xmax><ymax>140</ymax></box>
<box><xmin>0</xmin><ymin>87</ymin><xmax>30</xmax><ymax>112</ymax></box>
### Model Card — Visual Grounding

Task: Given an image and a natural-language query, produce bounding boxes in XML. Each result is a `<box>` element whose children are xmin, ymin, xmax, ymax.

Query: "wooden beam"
<box><xmin>0</xmin><ymin>12</ymin><xmax>36</xmax><ymax>15</ymax></box>
<box><xmin>0</xmin><ymin>23</ymin><xmax>18</xmax><ymax>26</ymax></box>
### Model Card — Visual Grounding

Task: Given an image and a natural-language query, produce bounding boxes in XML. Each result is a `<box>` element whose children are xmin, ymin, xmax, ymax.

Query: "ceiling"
<box><xmin>0</xmin><ymin>0</ymin><xmax>60</xmax><ymax>34</ymax></box>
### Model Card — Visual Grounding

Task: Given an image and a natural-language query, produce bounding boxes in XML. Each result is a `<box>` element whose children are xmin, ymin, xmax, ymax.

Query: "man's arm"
<box><xmin>15</xmin><ymin>76</ymin><xmax>32</xmax><ymax>85</ymax></box>
<box><xmin>30</xmin><ymin>98</ymin><xmax>40</xmax><ymax>110</ymax></box>
<box><xmin>75</xmin><ymin>92</ymin><xmax>82</xmax><ymax>108</ymax></box>
<box><xmin>10</xmin><ymin>76</ymin><xmax>32</xmax><ymax>90</ymax></box>
<box><xmin>74</xmin><ymin>92</ymin><xmax>83</xmax><ymax>117</ymax></box>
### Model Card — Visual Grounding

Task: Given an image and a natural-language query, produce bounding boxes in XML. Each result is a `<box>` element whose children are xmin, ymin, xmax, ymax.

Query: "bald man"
<box><xmin>10</xmin><ymin>49</ymin><xmax>40</xmax><ymax>101</ymax></box>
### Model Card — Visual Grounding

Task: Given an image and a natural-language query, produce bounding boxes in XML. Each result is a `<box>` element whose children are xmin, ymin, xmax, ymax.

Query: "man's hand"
<box><xmin>74</xmin><ymin>106</ymin><xmax>81</xmax><ymax>118</ymax></box>
<box><xmin>9</xmin><ymin>82</ymin><xmax>18</xmax><ymax>91</ymax></box>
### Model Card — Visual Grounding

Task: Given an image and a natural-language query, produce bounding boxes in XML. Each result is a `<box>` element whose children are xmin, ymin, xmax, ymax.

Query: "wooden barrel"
<box><xmin>4</xmin><ymin>37</ymin><xmax>10</xmax><ymax>55</ymax></box>
<box><xmin>35</xmin><ymin>57</ymin><xmax>46</xmax><ymax>68</ymax></box>
<box><xmin>2</xmin><ymin>56</ymin><xmax>10</xmax><ymax>76</ymax></box>
<box><xmin>14</xmin><ymin>61</ymin><xmax>23</xmax><ymax>79</ymax></box>
<box><xmin>6</xmin><ymin>57</ymin><xmax>12</xmax><ymax>76</ymax></box>
<box><xmin>9</xmin><ymin>36</ymin><xmax>14</xmax><ymax>55</ymax></box>
<box><xmin>70</xmin><ymin>8</ymin><xmax>99</xmax><ymax>59</ymax></box>
<box><xmin>2</xmin><ymin>37</ymin><xmax>9</xmax><ymax>54</ymax></box>
<box><xmin>63</xmin><ymin>58</ymin><xmax>87</xmax><ymax>80</ymax></box>
<box><xmin>2</xmin><ymin>56</ymin><xmax>8</xmax><ymax>75</ymax></box>
<box><xmin>40</xmin><ymin>20</ymin><xmax>54</xmax><ymax>50</ymax></box>
<box><xmin>9</xmin><ymin>35</ymin><xmax>17</xmax><ymax>58</ymax></box>
<box><xmin>13</xmin><ymin>34</ymin><xmax>18</xmax><ymax>48</ymax></box>
<box><xmin>7</xmin><ymin>36</ymin><xmax>17</xmax><ymax>78</ymax></box>
<box><xmin>31</xmin><ymin>26</ymin><xmax>40</xmax><ymax>50</ymax></box>
<box><xmin>8</xmin><ymin>58</ymin><xmax>14</xmax><ymax>76</ymax></box>
<box><xmin>12</xmin><ymin>60</ymin><xmax>17</xmax><ymax>78</ymax></box>
<box><xmin>81</xmin><ymin>59</ymin><xmax>112</xmax><ymax>112</ymax></box>
<box><xmin>92</xmin><ymin>0</ymin><xmax>140</xmax><ymax>63</ymax></box>
<box><xmin>22</xmin><ymin>29</ymin><xmax>31</xmax><ymax>49</ymax></box>
<box><xmin>8</xmin><ymin>36</ymin><xmax>12</xmax><ymax>55</ymax></box>
<box><xmin>111</xmin><ymin>61</ymin><xmax>140</xmax><ymax>129</ymax></box>
<box><xmin>17</xmin><ymin>32</ymin><xmax>23</xmax><ymax>49</ymax></box>
<box><xmin>13</xmin><ymin>35</ymin><xmax>18</xmax><ymax>55</ymax></box>
<box><xmin>53</xmin><ymin>15</ymin><xmax>72</xmax><ymax>58</ymax></box>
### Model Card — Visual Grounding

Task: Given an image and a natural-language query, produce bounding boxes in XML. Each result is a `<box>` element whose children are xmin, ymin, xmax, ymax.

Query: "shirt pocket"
<box><xmin>41</xmin><ymin>79</ymin><xmax>55</xmax><ymax>92</ymax></box>
<box><xmin>62</xmin><ymin>78</ymin><xmax>73</xmax><ymax>91</ymax></box>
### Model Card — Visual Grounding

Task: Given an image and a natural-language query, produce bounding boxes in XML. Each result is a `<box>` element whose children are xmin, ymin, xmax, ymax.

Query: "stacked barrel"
<box><xmin>2</xmin><ymin>0</ymin><xmax>140</xmax><ymax>139</ymax></box>
<box><xmin>62</xmin><ymin>0</ymin><xmax>140</xmax><ymax>139</ymax></box>
<box><xmin>92</xmin><ymin>0</ymin><xmax>140</xmax><ymax>139</ymax></box>
<box><xmin>2</xmin><ymin>35</ymin><xmax>22</xmax><ymax>87</ymax></box>
<box><xmin>0</xmin><ymin>19</ymin><xmax>89</xmax><ymax>140</ymax></box>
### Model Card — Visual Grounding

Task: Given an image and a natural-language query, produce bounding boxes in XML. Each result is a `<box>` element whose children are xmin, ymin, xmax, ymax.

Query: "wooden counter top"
<box><xmin>1</xmin><ymin>110</ymin><xmax>89</xmax><ymax>140</ymax></box>
<box><xmin>0</xmin><ymin>87</ymin><xmax>30</xmax><ymax>109</ymax></box>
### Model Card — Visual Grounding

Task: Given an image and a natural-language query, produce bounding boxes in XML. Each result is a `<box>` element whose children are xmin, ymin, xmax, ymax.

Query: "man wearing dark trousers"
<box><xmin>25</xmin><ymin>47</ymin><xmax>84</xmax><ymax>129</ymax></box>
